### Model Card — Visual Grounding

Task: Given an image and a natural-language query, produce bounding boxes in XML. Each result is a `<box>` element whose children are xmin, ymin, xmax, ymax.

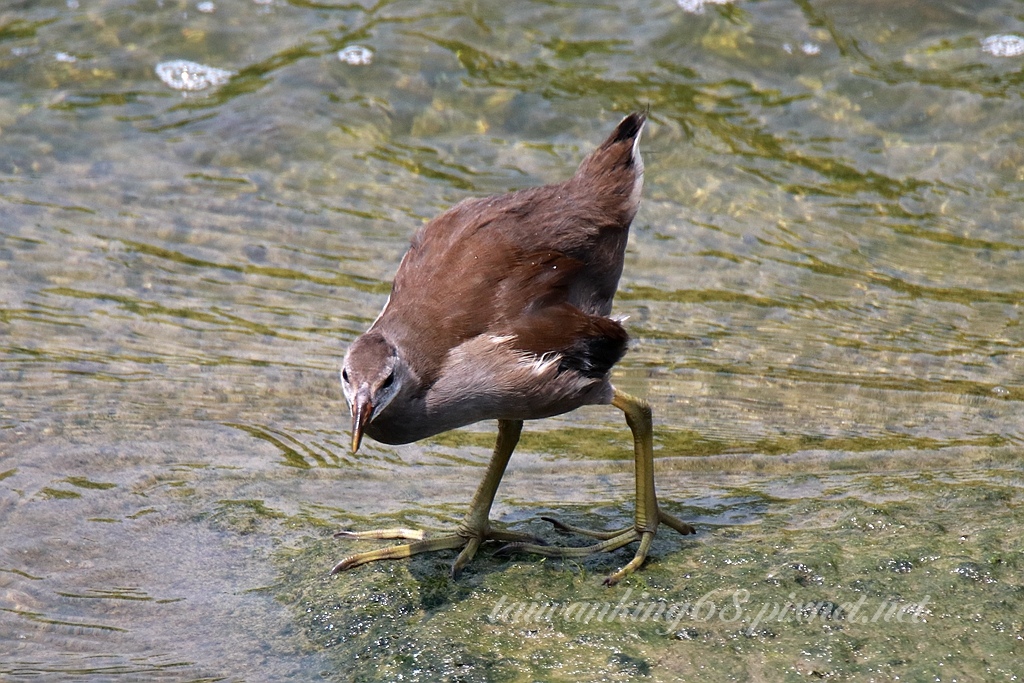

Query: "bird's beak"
<box><xmin>351</xmin><ymin>385</ymin><xmax>373</xmax><ymax>453</ymax></box>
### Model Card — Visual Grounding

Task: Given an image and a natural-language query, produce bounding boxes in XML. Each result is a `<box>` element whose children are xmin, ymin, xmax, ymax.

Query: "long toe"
<box><xmin>603</xmin><ymin>531</ymin><xmax>655</xmax><ymax>586</ymax></box>
<box><xmin>658</xmin><ymin>510</ymin><xmax>697</xmax><ymax>536</ymax></box>
<box><xmin>334</xmin><ymin>527</ymin><xmax>427</xmax><ymax>541</ymax></box>
<box><xmin>333</xmin><ymin>524</ymin><xmax>543</xmax><ymax>576</ymax></box>
<box><xmin>450</xmin><ymin>537</ymin><xmax>482</xmax><ymax>579</ymax></box>
<box><xmin>496</xmin><ymin>529</ymin><xmax>640</xmax><ymax>560</ymax></box>
<box><xmin>540</xmin><ymin>516</ymin><xmax>632</xmax><ymax>540</ymax></box>
<box><xmin>487</xmin><ymin>529</ymin><xmax>549</xmax><ymax>545</ymax></box>
<box><xmin>332</xmin><ymin>534</ymin><xmax>467</xmax><ymax>574</ymax></box>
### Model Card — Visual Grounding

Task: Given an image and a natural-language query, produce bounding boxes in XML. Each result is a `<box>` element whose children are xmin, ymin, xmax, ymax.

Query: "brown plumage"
<box><xmin>343</xmin><ymin>112</ymin><xmax>645</xmax><ymax>445</ymax></box>
<box><xmin>336</xmin><ymin>112</ymin><xmax>696</xmax><ymax>585</ymax></box>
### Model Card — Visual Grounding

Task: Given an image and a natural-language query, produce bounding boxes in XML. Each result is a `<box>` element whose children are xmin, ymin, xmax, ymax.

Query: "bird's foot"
<box><xmin>332</xmin><ymin>525</ymin><xmax>545</xmax><ymax>578</ymax></box>
<box><xmin>498</xmin><ymin>509</ymin><xmax>696</xmax><ymax>586</ymax></box>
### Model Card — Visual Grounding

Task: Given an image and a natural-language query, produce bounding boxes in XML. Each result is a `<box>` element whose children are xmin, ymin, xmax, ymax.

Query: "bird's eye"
<box><xmin>381</xmin><ymin>372</ymin><xmax>394</xmax><ymax>390</ymax></box>
<box><xmin>342</xmin><ymin>369</ymin><xmax>350</xmax><ymax>383</ymax></box>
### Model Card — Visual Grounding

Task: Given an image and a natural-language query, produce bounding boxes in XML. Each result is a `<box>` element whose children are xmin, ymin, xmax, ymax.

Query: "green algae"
<box><xmin>208</xmin><ymin>498</ymin><xmax>288</xmax><ymax>535</ymax></box>
<box><xmin>277</xmin><ymin>466</ymin><xmax>1024</xmax><ymax>681</ymax></box>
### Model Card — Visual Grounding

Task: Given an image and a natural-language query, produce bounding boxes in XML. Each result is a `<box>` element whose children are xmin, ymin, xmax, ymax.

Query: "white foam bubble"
<box><xmin>155</xmin><ymin>60</ymin><xmax>235</xmax><ymax>91</ymax></box>
<box><xmin>677</xmin><ymin>0</ymin><xmax>732</xmax><ymax>14</ymax></box>
<box><xmin>338</xmin><ymin>45</ymin><xmax>373</xmax><ymax>66</ymax></box>
<box><xmin>981</xmin><ymin>34</ymin><xmax>1024</xmax><ymax>58</ymax></box>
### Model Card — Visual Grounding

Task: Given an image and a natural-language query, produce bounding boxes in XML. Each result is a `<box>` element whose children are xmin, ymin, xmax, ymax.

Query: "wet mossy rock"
<box><xmin>277</xmin><ymin>471</ymin><xmax>1024</xmax><ymax>682</ymax></box>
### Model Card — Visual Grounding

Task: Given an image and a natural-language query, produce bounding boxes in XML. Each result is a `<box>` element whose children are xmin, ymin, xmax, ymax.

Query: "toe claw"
<box><xmin>331</xmin><ymin>556</ymin><xmax>357</xmax><ymax>574</ymax></box>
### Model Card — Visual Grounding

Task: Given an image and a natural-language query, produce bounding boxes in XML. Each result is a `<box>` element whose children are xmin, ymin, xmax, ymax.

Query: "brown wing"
<box><xmin>374</xmin><ymin>113</ymin><xmax>644</xmax><ymax>387</ymax></box>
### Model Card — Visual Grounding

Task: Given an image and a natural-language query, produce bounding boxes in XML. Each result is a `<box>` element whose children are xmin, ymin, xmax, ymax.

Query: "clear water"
<box><xmin>1</xmin><ymin>0</ymin><xmax>1022</xmax><ymax>680</ymax></box>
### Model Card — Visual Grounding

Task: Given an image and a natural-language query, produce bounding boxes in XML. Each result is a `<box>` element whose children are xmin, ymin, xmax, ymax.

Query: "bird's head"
<box><xmin>340</xmin><ymin>332</ymin><xmax>406</xmax><ymax>452</ymax></box>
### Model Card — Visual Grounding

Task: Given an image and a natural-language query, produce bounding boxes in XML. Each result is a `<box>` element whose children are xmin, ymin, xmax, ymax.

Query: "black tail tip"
<box><xmin>611</xmin><ymin>110</ymin><xmax>648</xmax><ymax>143</ymax></box>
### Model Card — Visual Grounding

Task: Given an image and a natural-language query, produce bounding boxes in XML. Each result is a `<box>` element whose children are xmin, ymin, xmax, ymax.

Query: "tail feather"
<box><xmin>576</xmin><ymin>111</ymin><xmax>646</xmax><ymax>175</ymax></box>
<box><xmin>608</xmin><ymin>111</ymin><xmax>647</xmax><ymax>146</ymax></box>
<box><xmin>571</xmin><ymin>111</ymin><xmax>647</xmax><ymax>223</ymax></box>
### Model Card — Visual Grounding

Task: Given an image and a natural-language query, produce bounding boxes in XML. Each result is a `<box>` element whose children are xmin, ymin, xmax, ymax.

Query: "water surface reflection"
<box><xmin>1</xmin><ymin>0</ymin><xmax>1022</xmax><ymax>679</ymax></box>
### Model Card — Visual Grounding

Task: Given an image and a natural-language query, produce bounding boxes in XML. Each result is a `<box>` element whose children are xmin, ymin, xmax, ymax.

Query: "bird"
<box><xmin>333</xmin><ymin>111</ymin><xmax>695</xmax><ymax>585</ymax></box>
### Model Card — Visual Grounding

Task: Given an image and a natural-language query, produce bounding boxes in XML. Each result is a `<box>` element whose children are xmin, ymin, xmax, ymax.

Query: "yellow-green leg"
<box><xmin>497</xmin><ymin>388</ymin><xmax>695</xmax><ymax>585</ymax></box>
<box><xmin>332</xmin><ymin>419</ymin><xmax>540</xmax><ymax>578</ymax></box>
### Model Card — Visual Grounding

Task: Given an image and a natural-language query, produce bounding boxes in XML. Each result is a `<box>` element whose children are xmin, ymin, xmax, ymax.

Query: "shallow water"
<box><xmin>1</xmin><ymin>0</ymin><xmax>1023</xmax><ymax>680</ymax></box>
